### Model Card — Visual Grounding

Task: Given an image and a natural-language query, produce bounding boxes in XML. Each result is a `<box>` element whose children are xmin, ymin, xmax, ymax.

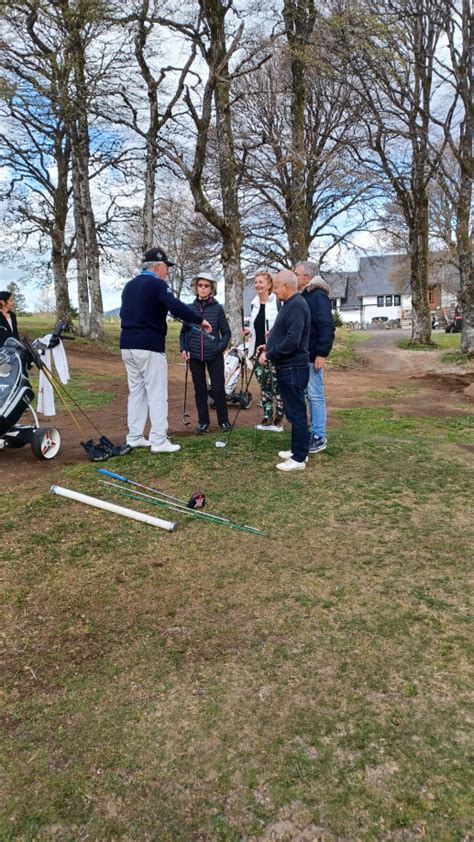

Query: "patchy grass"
<box><xmin>329</xmin><ymin>328</ymin><xmax>369</xmax><ymax>369</ymax></box>
<box><xmin>2</xmin><ymin>400</ymin><xmax>473</xmax><ymax>840</ymax></box>
<box><xmin>27</xmin><ymin>369</ymin><xmax>119</xmax><ymax>412</ymax></box>
<box><xmin>440</xmin><ymin>350</ymin><xmax>471</xmax><ymax>366</ymax></box>
<box><xmin>366</xmin><ymin>385</ymin><xmax>419</xmax><ymax>401</ymax></box>
<box><xmin>398</xmin><ymin>334</ymin><xmax>464</xmax><ymax>355</ymax></box>
<box><xmin>398</xmin><ymin>339</ymin><xmax>438</xmax><ymax>351</ymax></box>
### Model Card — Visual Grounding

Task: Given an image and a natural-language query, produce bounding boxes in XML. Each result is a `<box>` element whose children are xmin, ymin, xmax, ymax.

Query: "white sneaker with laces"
<box><xmin>278</xmin><ymin>450</ymin><xmax>293</xmax><ymax>460</ymax></box>
<box><xmin>151</xmin><ymin>440</ymin><xmax>181</xmax><ymax>454</ymax></box>
<box><xmin>127</xmin><ymin>437</ymin><xmax>151</xmax><ymax>448</ymax></box>
<box><xmin>276</xmin><ymin>457</ymin><xmax>306</xmax><ymax>472</ymax></box>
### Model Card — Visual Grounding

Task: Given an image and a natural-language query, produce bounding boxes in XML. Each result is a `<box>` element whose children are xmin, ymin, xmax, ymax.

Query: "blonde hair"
<box><xmin>254</xmin><ymin>271</ymin><xmax>273</xmax><ymax>292</ymax></box>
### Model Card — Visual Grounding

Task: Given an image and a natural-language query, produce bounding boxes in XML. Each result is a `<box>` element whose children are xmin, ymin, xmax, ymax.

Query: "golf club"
<box><xmin>182</xmin><ymin>357</ymin><xmax>191</xmax><ymax>426</ymax></box>
<box><xmin>97</xmin><ymin>468</ymin><xmax>206</xmax><ymax>509</ymax></box>
<box><xmin>172</xmin><ymin>317</ymin><xmax>216</xmax><ymax>340</ymax></box>
<box><xmin>99</xmin><ymin>480</ymin><xmax>264</xmax><ymax>535</ymax></box>
<box><xmin>215</xmin><ymin>357</ymin><xmax>259</xmax><ymax>449</ymax></box>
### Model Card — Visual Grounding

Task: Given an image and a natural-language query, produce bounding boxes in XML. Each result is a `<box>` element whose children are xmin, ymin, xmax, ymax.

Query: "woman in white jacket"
<box><xmin>243</xmin><ymin>271</ymin><xmax>284</xmax><ymax>430</ymax></box>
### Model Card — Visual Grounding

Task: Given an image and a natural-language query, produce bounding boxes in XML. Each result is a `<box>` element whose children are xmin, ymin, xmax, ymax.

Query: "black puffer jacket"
<box><xmin>179</xmin><ymin>297</ymin><xmax>231</xmax><ymax>361</ymax></box>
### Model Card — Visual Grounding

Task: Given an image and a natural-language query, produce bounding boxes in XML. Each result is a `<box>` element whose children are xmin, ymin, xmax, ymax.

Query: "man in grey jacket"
<box><xmin>294</xmin><ymin>261</ymin><xmax>334</xmax><ymax>453</ymax></box>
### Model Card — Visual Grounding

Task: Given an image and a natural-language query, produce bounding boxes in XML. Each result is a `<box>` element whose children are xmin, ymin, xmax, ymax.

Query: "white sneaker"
<box><xmin>276</xmin><ymin>457</ymin><xmax>306</xmax><ymax>472</ymax></box>
<box><xmin>151</xmin><ymin>440</ymin><xmax>181</xmax><ymax>454</ymax></box>
<box><xmin>256</xmin><ymin>424</ymin><xmax>284</xmax><ymax>432</ymax></box>
<box><xmin>127</xmin><ymin>437</ymin><xmax>151</xmax><ymax>448</ymax></box>
<box><xmin>278</xmin><ymin>450</ymin><xmax>293</xmax><ymax>460</ymax></box>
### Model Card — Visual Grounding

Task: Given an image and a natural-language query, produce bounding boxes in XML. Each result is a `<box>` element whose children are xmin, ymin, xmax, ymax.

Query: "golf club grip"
<box><xmin>97</xmin><ymin>468</ymin><xmax>128</xmax><ymax>482</ymax></box>
<box><xmin>190</xmin><ymin>324</ymin><xmax>216</xmax><ymax>341</ymax></box>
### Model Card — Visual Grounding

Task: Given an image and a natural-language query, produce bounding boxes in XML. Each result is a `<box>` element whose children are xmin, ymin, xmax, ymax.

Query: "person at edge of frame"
<box><xmin>294</xmin><ymin>261</ymin><xmax>335</xmax><ymax>455</ymax></box>
<box><xmin>257</xmin><ymin>269</ymin><xmax>311</xmax><ymax>472</ymax></box>
<box><xmin>242</xmin><ymin>270</ymin><xmax>285</xmax><ymax>431</ymax></box>
<box><xmin>179</xmin><ymin>272</ymin><xmax>231</xmax><ymax>435</ymax></box>
<box><xmin>0</xmin><ymin>290</ymin><xmax>19</xmax><ymax>349</ymax></box>
<box><xmin>119</xmin><ymin>247</ymin><xmax>212</xmax><ymax>454</ymax></box>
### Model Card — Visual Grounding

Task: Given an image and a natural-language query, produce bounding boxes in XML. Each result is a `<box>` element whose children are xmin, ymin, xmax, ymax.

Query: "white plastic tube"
<box><xmin>50</xmin><ymin>485</ymin><xmax>176</xmax><ymax>532</ymax></box>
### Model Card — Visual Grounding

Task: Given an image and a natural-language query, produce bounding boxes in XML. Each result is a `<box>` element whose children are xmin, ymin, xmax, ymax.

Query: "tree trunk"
<box><xmin>457</xmin><ymin>197</ymin><xmax>473</xmax><ymax>355</ymax></box>
<box><xmin>51</xmin><ymin>232</ymin><xmax>70</xmax><ymax>323</ymax></box>
<box><xmin>221</xmin><ymin>233</ymin><xmax>245</xmax><ymax>341</ymax></box>
<box><xmin>51</xmin><ymin>134</ymin><xmax>71</xmax><ymax>323</ymax></box>
<box><xmin>409</xmin><ymin>192</ymin><xmax>431</xmax><ymax>344</ymax></box>
<box><xmin>67</xmin><ymin>20</ymin><xmax>104</xmax><ymax>340</ymax></box>
<box><xmin>142</xmin><ymin>131</ymin><xmax>157</xmax><ymax>254</ymax></box>
<box><xmin>287</xmin><ymin>45</ymin><xmax>309</xmax><ymax>264</ymax></box>
<box><xmin>283</xmin><ymin>0</ymin><xmax>315</xmax><ymax>265</ymax></box>
<box><xmin>457</xmin><ymin>0</ymin><xmax>473</xmax><ymax>355</ymax></box>
<box><xmin>71</xmin><ymin>156</ymin><xmax>90</xmax><ymax>336</ymax></box>
<box><xmin>214</xmin><ymin>57</ymin><xmax>244</xmax><ymax>343</ymax></box>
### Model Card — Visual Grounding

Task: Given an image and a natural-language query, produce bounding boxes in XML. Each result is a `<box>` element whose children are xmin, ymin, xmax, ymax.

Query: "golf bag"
<box><xmin>0</xmin><ymin>323</ymin><xmax>123</xmax><ymax>462</ymax></box>
<box><xmin>0</xmin><ymin>337</ymin><xmax>35</xmax><ymax>436</ymax></box>
<box><xmin>0</xmin><ymin>328</ymin><xmax>66</xmax><ymax>459</ymax></box>
<box><xmin>208</xmin><ymin>344</ymin><xmax>253</xmax><ymax>410</ymax></box>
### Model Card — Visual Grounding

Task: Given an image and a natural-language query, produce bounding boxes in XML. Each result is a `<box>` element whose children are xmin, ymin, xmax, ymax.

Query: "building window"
<box><xmin>377</xmin><ymin>296</ymin><xmax>384</xmax><ymax>307</ymax></box>
<box><xmin>394</xmin><ymin>295</ymin><xmax>401</xmax><ymax>306</ymax></box>
<box><xmin>428</xmin><ymin>288</ymin><xmax>435</xmax><ymax>304</ymax></box>
<box><xmin>386</xmin><ymin>295</ymin><xmax>392</xmax><ymax>306</ymax></box>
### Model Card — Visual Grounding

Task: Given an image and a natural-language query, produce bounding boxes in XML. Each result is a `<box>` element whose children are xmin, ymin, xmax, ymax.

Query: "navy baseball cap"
<box><xmin>143</xmin><ymin>247</ymin><xmax>175</xmax><ymax>267</ymax></box>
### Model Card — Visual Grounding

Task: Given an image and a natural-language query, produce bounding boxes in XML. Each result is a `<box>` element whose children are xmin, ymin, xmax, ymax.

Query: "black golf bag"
<box><xmin>0</xmin><ymin>324</ymin><xmax>68</xmax><ymax>460</ymax></box>
<box><xmin>0</xmin><ymin>338</ymin><xmax>35</xmax><ymax>436</ymax></box>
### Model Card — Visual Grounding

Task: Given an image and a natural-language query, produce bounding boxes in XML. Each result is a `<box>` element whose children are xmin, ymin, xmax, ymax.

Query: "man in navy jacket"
<box><xmin>120</xmin><ymin>247</ymin><xmax>211</xmax><ymax>454</ymax></box>
<box><xmin>294</xmin><ymin>262</ymin><xmax>334</xmax><ymax>454</ymax></box>
<box><xmin>258</xmin><ymin>270</ymin><xmax>311</xmax><ymax>472</ymax></box>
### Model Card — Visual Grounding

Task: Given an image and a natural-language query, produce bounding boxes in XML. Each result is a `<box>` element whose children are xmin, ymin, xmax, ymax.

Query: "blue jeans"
<box><xmin>307</xmin><ymin>364</ymin><xmax>326</xmax><ymax>439</ymax></box>
<box><xmin>276</xmin><ymin>365</ymin><xmax>310</xmax><ymax>462</ymax></box>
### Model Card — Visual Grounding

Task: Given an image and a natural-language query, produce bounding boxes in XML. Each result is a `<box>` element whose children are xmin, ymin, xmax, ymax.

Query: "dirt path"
<box><xmin>3</xmin><ymin>331</ymin><xmax>473</xmax><ymax>491</ymax></box>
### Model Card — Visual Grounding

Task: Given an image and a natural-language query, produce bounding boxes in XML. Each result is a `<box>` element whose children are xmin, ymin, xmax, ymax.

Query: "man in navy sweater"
<box><xmin>120</xmin><ymin>247</ymin><xmax>211</xmax><ymax>454</ymax></box>
<box><xmin>258</xmin><ymin>270</ymin><xmax>311</xmax><ymax>472</ymax></box>
<box><xmin>294</xmin><ymin>261</ymin><xmax>334</xmax><ymax>454</ymax></box>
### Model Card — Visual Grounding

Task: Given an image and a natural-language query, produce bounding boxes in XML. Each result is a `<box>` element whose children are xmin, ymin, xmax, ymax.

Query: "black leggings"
<box><xmin>189</xmin><ymin>355</ymin><xmax>229</xmax><ymax>426</ymax></box>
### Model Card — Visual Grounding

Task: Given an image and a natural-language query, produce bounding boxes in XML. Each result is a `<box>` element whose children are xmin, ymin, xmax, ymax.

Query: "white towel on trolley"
<box><xmin>37</xmin><ymin>336</ymin><xmax>70</xmax><ymax>416</ymax></box>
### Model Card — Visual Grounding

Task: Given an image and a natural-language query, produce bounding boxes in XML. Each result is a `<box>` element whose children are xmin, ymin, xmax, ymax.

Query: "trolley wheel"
<box><xmin>31</xmin><ymin>427</ymin><xmax>61</xmax><ymax>460</ymax></box>
<box><xmin>241</xmin><ymin>392</ymin><xmax>252</xmax><ymax>409</ymax></box>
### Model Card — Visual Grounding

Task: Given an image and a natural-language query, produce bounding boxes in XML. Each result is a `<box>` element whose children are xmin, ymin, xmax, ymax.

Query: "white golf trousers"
<box><xmin>121</xmin><ymin>349</ymin><xmax>168</xmax><ymax>447</ymax></box>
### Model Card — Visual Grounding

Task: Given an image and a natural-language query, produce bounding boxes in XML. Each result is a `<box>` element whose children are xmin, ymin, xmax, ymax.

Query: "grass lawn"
<box><xmin>2</xmin><ymin>390</ymin><xmax>473</xmax><ymax>839</ymax></box>
<box><xmin>398</xmin><ymin>334</ymin><xmax>470</xmax><ymax>365</ymax></box>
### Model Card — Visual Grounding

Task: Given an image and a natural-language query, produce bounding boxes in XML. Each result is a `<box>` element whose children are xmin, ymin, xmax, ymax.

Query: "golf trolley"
<box><xmin>208</xmin><ymin>344</ymin><xmax>253</xmax><ymax>411</ymax></box>
<box><xmin>0</xmin><ymin>322</ymin><xmax>70</xmax><ymax>460</ymax></box>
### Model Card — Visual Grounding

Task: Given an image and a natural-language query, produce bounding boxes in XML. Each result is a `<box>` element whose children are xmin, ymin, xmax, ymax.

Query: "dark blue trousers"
<box><xmin>276</xmin><ymin>365</ymin><xmax>310</xmax><ymax>462</ymax></box>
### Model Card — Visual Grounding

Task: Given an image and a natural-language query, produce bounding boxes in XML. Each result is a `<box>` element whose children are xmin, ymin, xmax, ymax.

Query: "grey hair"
<box><xmin>141</xmin><ymin>261</ymin><xmax>161</xmax><ymax>270</ymax></box>
<box><xmin>295</xmin><ymin>260</ymin><xmax>319</xmax><ymax>277</ymax></box>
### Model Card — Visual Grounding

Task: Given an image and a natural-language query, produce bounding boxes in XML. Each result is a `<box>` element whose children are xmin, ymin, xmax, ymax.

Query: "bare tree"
<box><xmin>437</xmin><ymin>0</ymin><xmax>472</xmax><ymax>354</ymax></box>
<box><xmin>333</xmin><ymin>0</ymin><xmax>457</xmax><ymax>344</ymax></box>
<box><xmin>0</xmin><ymin>5</ymin><xmax>73</xmax><ymax>321</ymax></box>
<box><xmin>155</xmin><ymin>0</ymin><xmax>272</xmax><ymax>339</ymax></box>
<box><xmin>98</xmin><ymin>1</ymin><xmax>198</xmax><ymax>255</ymax></box>
<box><xmin>234</xmin><ymin>43</ymin><xmax>378</xmax><ymax>270</ymax></box>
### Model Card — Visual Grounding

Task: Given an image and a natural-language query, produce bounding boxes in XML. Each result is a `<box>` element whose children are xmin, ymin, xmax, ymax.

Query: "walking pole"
<box><xmin>240</xmin><ymin>305</ymin><xmax>250</xmax><ymax>400</ymax></box>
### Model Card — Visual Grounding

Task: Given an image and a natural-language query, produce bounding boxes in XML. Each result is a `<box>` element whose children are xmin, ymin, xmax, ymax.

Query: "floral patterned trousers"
<box><xmin>254</xmin><ymin>362</ymin><xmax>284</xmax><ymax>420</ymax></box>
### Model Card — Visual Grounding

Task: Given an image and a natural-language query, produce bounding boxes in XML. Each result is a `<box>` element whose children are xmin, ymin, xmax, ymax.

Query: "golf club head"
<box><xmin>215</xmin><ymin>441</ymin><xmax>226</xmax><ymax>448</ymax></box>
